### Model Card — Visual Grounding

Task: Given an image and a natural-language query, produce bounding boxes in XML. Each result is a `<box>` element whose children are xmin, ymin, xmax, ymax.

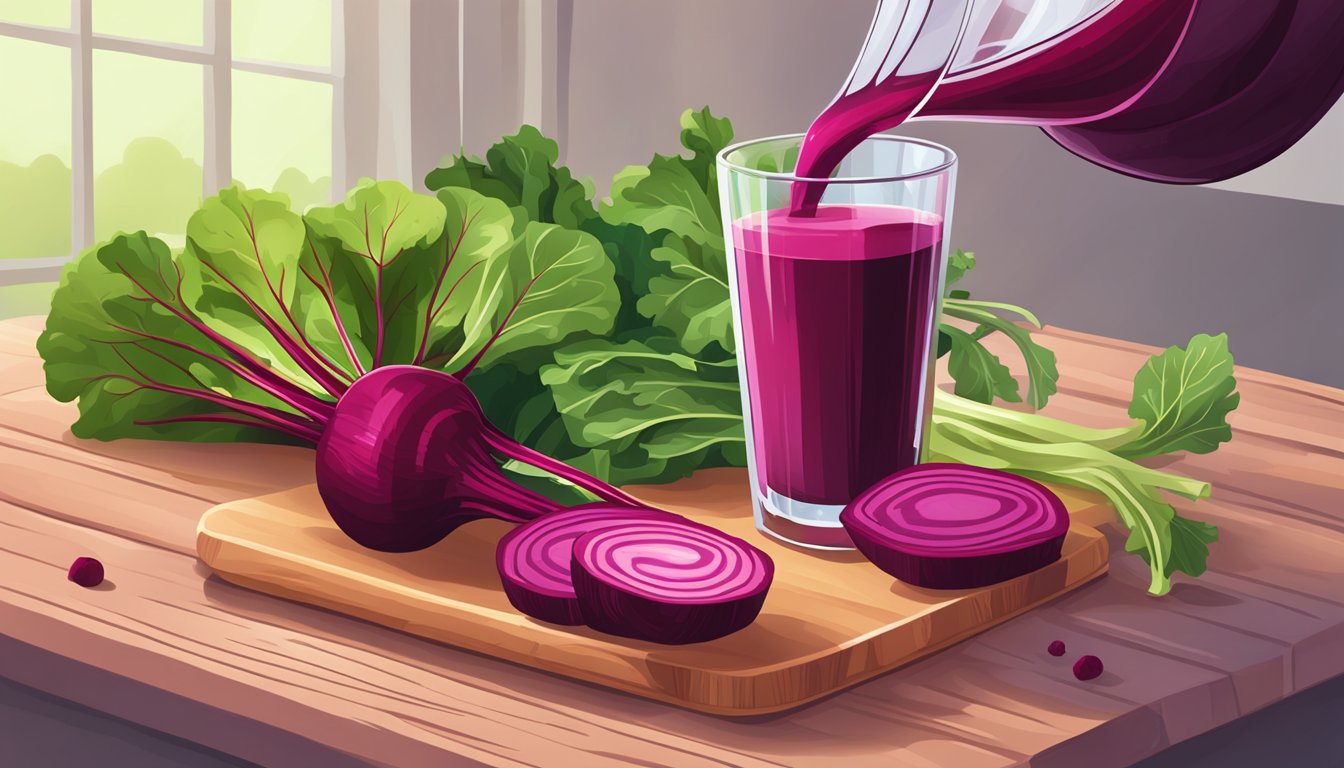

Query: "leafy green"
<box><xmin>942</xmin><ymin>298</ymin><xmax>1059</xmax><ymax>409</ymax></box>
<box><xmin>943</xmin><ymin>248</ymin><xmax>977</xmax><ymax>290</ymax></box>
<box><xmin>637</xmin><ymin>233</ymin><xmax>734</xmax><ymax>355</ymax></box>
<box><xmin>942</xmin><ymin>325</ymin><xmax>1021</xmax><ymax>404</ymax></box>
<box><xmin>601</xmin><ymin>107</ymin><xmax>735</xmax><ymax>355</ymax></box>
<box><xmin>423</xmin><ymin>126</ymin><xmax>668</xmax><ymax>460</ymax></box>
<box><xmin>1117</xmin><ymin>333</ymin><xmax>1240</xmax><ymax>459</ymax></box>
<box><xmin>1150</xmin><ymin>513</ymin><xmax>1220</xmax><ymax>578</ymax></box>
<box><xmin>929</xmin><ymin>329</ymin><xmax>1238</xmax><ymax>595</ymax></box>
<box><xmin>38</xmin><ymin>233</ymin><xmax>306</xmax><ymax>443</ymax></box>
<box><xmin>424</xmin><ymin>122</ymin><xmax>672</xmax><ymax>346</ymax></box>
<box><xmin>40</xmin><ymin>180</ymin><xmax>622</xmax><ymax>445</ymax></box>
<box><xmin>937</xmin><ymin>248</ymin><xmax>1058</xmax><ymax>409</ymax></box>
<box><xmin>424</xmin><ymin>125</ymin><xmax>594</xmax><ymax>230</ymax></box>
<box><xmin>426</xmin><ymin>109</ymin><xmax>740</xmax><ymax>482</ymax></box>
<box><xmin>456</xmin><ymin>221</ymin><xmax>620</xmax><ymax>371</ymax></box>
<box><xmin>541</xmin><ymin>335</ymin><xmax>745</xmax><ymax>485</ymax></box>
<box><xmin>299</xmin><ymin>179</ymin><xmax>453</xmax><ymax>375</ymax></box>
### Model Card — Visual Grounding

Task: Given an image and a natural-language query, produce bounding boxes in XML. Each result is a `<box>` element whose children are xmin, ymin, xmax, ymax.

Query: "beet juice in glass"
<box><xmin>718</xmin><ymin>135</ymin><xmax>956</xmax><ymax>549</ymax></box>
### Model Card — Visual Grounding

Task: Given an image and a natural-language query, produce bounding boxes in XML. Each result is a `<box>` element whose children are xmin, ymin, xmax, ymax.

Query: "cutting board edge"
<box><xmin>195</xmin><ymin>496</ymin><xmax>1109</xmax><ymax>717</ymax></box>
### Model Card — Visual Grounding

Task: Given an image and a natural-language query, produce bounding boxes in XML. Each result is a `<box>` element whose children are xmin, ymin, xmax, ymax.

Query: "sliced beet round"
<box><xmin>495</xmin><ymin>504</ymin><xmax>682</xmax><ymax>626</ymax></box>
<box><xmin>571</xmin><ymin>518</ymin><xmax>775</xmax><ymax>645</ymax></box>
<box><xmin>840</xmin><ymin>463</ymin><xmax>1070</xmax><ymax>589</ymax></box>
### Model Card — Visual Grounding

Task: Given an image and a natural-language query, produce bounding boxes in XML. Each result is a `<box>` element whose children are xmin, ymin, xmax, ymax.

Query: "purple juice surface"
<box><xmin>732</xmin><ymin>204</ymin><xmax>943</xmax><ymax>506</ymax></box>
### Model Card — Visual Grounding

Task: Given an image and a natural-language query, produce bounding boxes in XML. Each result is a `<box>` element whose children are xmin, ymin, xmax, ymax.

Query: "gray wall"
<box><xmin>554</xmin><ymin>0</ymin><xmax>1344</xmax><ymax>387</ymax></box>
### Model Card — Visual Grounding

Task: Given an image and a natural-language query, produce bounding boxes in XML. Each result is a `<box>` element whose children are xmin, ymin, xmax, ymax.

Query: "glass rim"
<box><xmin>717</xmin><ymin>133</ymin><xmax>957</xmax><ymax>184</ymax></box>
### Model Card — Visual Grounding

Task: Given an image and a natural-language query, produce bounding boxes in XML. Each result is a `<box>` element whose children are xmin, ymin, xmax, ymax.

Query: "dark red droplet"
<box><xmin>1073</xmin><ymin>654</ymin><xmax>1104</xmax><ymax>681</ymax></box>
<box><xmin>68</xmin><ymin>556</ymin><xmax>104</xmax><ymax>588</ymax></box>
<box><xmin>1047</xmin><ymin>640</ymin><xmax>1066</xmax><ymax>657</ymax></box>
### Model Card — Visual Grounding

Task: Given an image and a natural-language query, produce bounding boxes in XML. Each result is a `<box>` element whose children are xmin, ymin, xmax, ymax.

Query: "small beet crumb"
<box><xmin>1047</xmin><ymin>640</ymin><xmax>1066</xmax><ymax>657</ymax></box>
<box><xmin>1073</xmin><ymin>654</ymin><xmax>1104</xmax><ymax>681</ymax></box>
<box><xmin>68</xmin><ymin>556</ymin><xmax>104</xmax><ymax>588</ymax></box>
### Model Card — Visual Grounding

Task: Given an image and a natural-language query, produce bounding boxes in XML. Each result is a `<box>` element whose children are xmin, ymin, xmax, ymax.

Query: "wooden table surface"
<box><xmin>2</xmin><ymin>314</ymin><xmax>1342</xmax><ymax>768</ymax></box>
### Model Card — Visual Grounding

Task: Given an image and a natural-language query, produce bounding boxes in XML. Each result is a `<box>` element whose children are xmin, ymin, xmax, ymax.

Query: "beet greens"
<box><xmin>40</xmin><ymin>181</ymin><xmax>642</xmax><ymax>531</ymax></box>
<box><xmin>40</xmin><ymin>181</ymin><xmax>619</xmax><ymax>442</ymax></box>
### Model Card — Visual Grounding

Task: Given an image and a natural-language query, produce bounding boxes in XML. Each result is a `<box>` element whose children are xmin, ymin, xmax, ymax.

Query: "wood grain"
<box><xmin>197</xmin><ymin>478</ymin><xmax>1108</xmax><ymax>716</ymax></box>
<box><xmin>1</xmin><ymin>316</ymin><xmax>1343</xmax><ymax>767</ymax></box>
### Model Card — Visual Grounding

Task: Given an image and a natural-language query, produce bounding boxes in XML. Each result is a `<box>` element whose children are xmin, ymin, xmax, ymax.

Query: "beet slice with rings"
<box><xmin>495</xmin><ymin>504</ymin><xmax>682</xmax><ymax>626</ymax></box>
<box><xmin>571</xmin><ymin>518</ymin><xmax>775</xmax><ymax>645</ymax></box>
<box><xmin>840</xmin><ymin>463</ymin><xmax>1070</xmax><ymax>589</ymax></box>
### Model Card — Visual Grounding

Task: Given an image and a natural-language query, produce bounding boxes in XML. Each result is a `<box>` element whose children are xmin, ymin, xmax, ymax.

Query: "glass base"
<box><xmin>755</xmin><ymin>488</ymin><xmax>855</xmax><ymax>550</ymax></box>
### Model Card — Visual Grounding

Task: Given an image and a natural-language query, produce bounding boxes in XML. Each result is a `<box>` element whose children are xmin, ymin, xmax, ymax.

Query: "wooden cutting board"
<box><xmin>196</xmin><ymin>469</ymin><xmax>1108</xmax><ymax>716</ymax></box>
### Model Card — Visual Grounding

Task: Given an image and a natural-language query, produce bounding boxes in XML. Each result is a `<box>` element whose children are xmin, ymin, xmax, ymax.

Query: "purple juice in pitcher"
<box><xmin>732</xmin><ymin>205</ymin><xmax>944</xmax><ymax>520</ymax></box>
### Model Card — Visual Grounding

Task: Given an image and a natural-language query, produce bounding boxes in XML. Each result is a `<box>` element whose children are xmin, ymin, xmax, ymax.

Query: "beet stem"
<box><xmin>134</xmin><ymin>413</ymin><xmax>319</xmax><ymax>443</ymax></box>
<box><xmin>102</xmin><ymin>325</ymin><xmax>333</xmax><ymax>421</ymax></box>
<box><xmin>96</xmin><ymin>350</ymin><xmax>321</xmax><ymax>437</ymax></box>
<box><xmin>462</xmin><ymin>438</ymin><xmax>565</xmax><ymax>519</ymax></box>
<box><xmin>195</xmin><ymin>256</ymin><xmax>349</xmax><ymax>397</ymax></box>
<box><xmin>303</xmin><ymin>241</ymin><xmax>367</xmax><ymax>376</ymax></box>
<box><xmin>483</xmin><ymin>423</ymin><xmax>644</xmax><ymax>508</ymax></box>
<box><xmin>414</xmin><ymin>214</ymin><xmax>473</xmax><ymax>365</ymax></box>
<box><xmin>113</xmin><ymin>260</ymin><xmax>331</xmax><ymax>408</ymax></box>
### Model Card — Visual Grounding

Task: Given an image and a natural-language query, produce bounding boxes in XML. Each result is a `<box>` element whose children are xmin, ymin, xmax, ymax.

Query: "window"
<box><xmin>0</xmin><ymin>0</ymin><xmax>349</xmax><ymax>313</ymax></box>
<box><xmin>0</xmin><ymin>1</ymin><xmax>490</xmax><ymax>321</ymax></box>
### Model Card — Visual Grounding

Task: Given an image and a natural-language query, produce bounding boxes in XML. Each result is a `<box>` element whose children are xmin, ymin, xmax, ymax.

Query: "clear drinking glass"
<box><xmin>717</xmin><ymin>134</ymin><xmax>957</xmax><ymax>550</ymax></box>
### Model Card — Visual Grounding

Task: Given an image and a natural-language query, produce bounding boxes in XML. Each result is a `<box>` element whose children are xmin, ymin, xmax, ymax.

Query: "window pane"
<box><xmin>93</xmin><ymin>51</ymin><xmax>203</xmax><ymax>243</ymax></box>
<box><xmin>0</xmin><ymin>37</ymin><xmax>71</xmax><ymax>260</ymax></box>
<box><xmin>232</xmin><ymin>0</ymin><xmax>331</xmax><ymax>69</ymax></box>
<box><xmin>232</xmin><ymin>71</ymin><xmax>331</xmax><ymax>210</ymax></box>
<box><xmin>0</xmin><ymin>0</ymin><xmax>70</xmax><ymax>28</ymax></box>
<box><xmin>94</xmin><ymin>0</ymin><xmax>204</xmax><ymax>47</ymax></box>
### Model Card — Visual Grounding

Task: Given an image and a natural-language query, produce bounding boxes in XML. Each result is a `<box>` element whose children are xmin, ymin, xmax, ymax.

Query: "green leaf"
<box><xmin>678</xmin><ymin>106</ymin><xmax>734</xmax><ymax>189</ymax></box>
<box><xmin>540</xmin><ymin>335</ymin><xmax>744</xmax><ymax>484</ymax></box>
<box><xmin>389</xmin><ymin>186</ymin><xmax>516</xmax><ymax>367</ymax></box>
<box><xmin>602</xmin><ymin>156</ymin><xmax>722</xmax><ymax>248</ymax></box>
<box><xmin>942</xmin><ymin>298</ymin><xmax>1058</xmax><ymax>409</ymax></box>
<box><xmin>942</xmin><ymin>324</ymin><xmax>1021</xmax><ymax>404</ymax></box>
<box><xmin>38</xmin><ymin>233</ymin><xmax>304</xmax><ymax>443</ymax></box>
<box><xmin>1125</xmin><ymin>510</ymin><xmax>1219</xmax><ymax>579</ymax></box>
<box><xmin>178</xmin><ymin>185</ymin><xmax>332</xmax><ymax>390</ymax></box>
<box><xmin>578</xmin><ymin>216</ymin><xmax>664</xmax><ymax>338</ymax></box>
<box><xmin>302</xmin><ymin>179</ymin><xmax>447</xmax><ymax>264</ymax></box>
<box><xmin>425</xmin><ymin>125</ymin><xmax>596</xmax><ymax>230</ymax></box>
<box><xmin>601</xmin><ymin>107</ymin><xmax>733</xmax><ymax>251</ymax></box>
<box><xmin>299</xmin><ymin>180</ymin><xmax>452</xmax><ymax>370</ymax></box>
<box><xmin>928</xmin><ymin>327</ymin><xmax>1238</xmax><ymax>597</ymax></box>
<box><xmin>944</xmin><ymin>249</ymin><xmax>976</xmax><ymax>292</ymax></box>
<box><xmin>1117</xmin><ymin>332</ymin><xmax>1239</xmax><ymax>459</ymax></box>
<box><xmin>450</xmin><ymin>221</ymin><xmax>621</xmax><ymax>372</ymax></box>
<box><xmin>600</xmin><ymin>107</ymin><xmax>736</xmax><ymax>354</ymax></box>
<box><xmin>1165</xmin><ymin>514</ymin><xmax>1220</xmax><ymax>577</ymax></box>
<box><xmin>424</xmin><ymin>124</ymin><xmax>666</xmax><ymax>345</ymax></box>
<box><xmin>636</xmin><ymin>233</ymin><xmax>734</xmax><ymax>354</ymax></box>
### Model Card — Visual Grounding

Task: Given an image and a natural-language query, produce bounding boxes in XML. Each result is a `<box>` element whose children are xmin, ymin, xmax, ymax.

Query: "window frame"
<box><xmin>0</xmin><ymin>0</ymin><xmax>350</xmax><ymax>285</ymax></box>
